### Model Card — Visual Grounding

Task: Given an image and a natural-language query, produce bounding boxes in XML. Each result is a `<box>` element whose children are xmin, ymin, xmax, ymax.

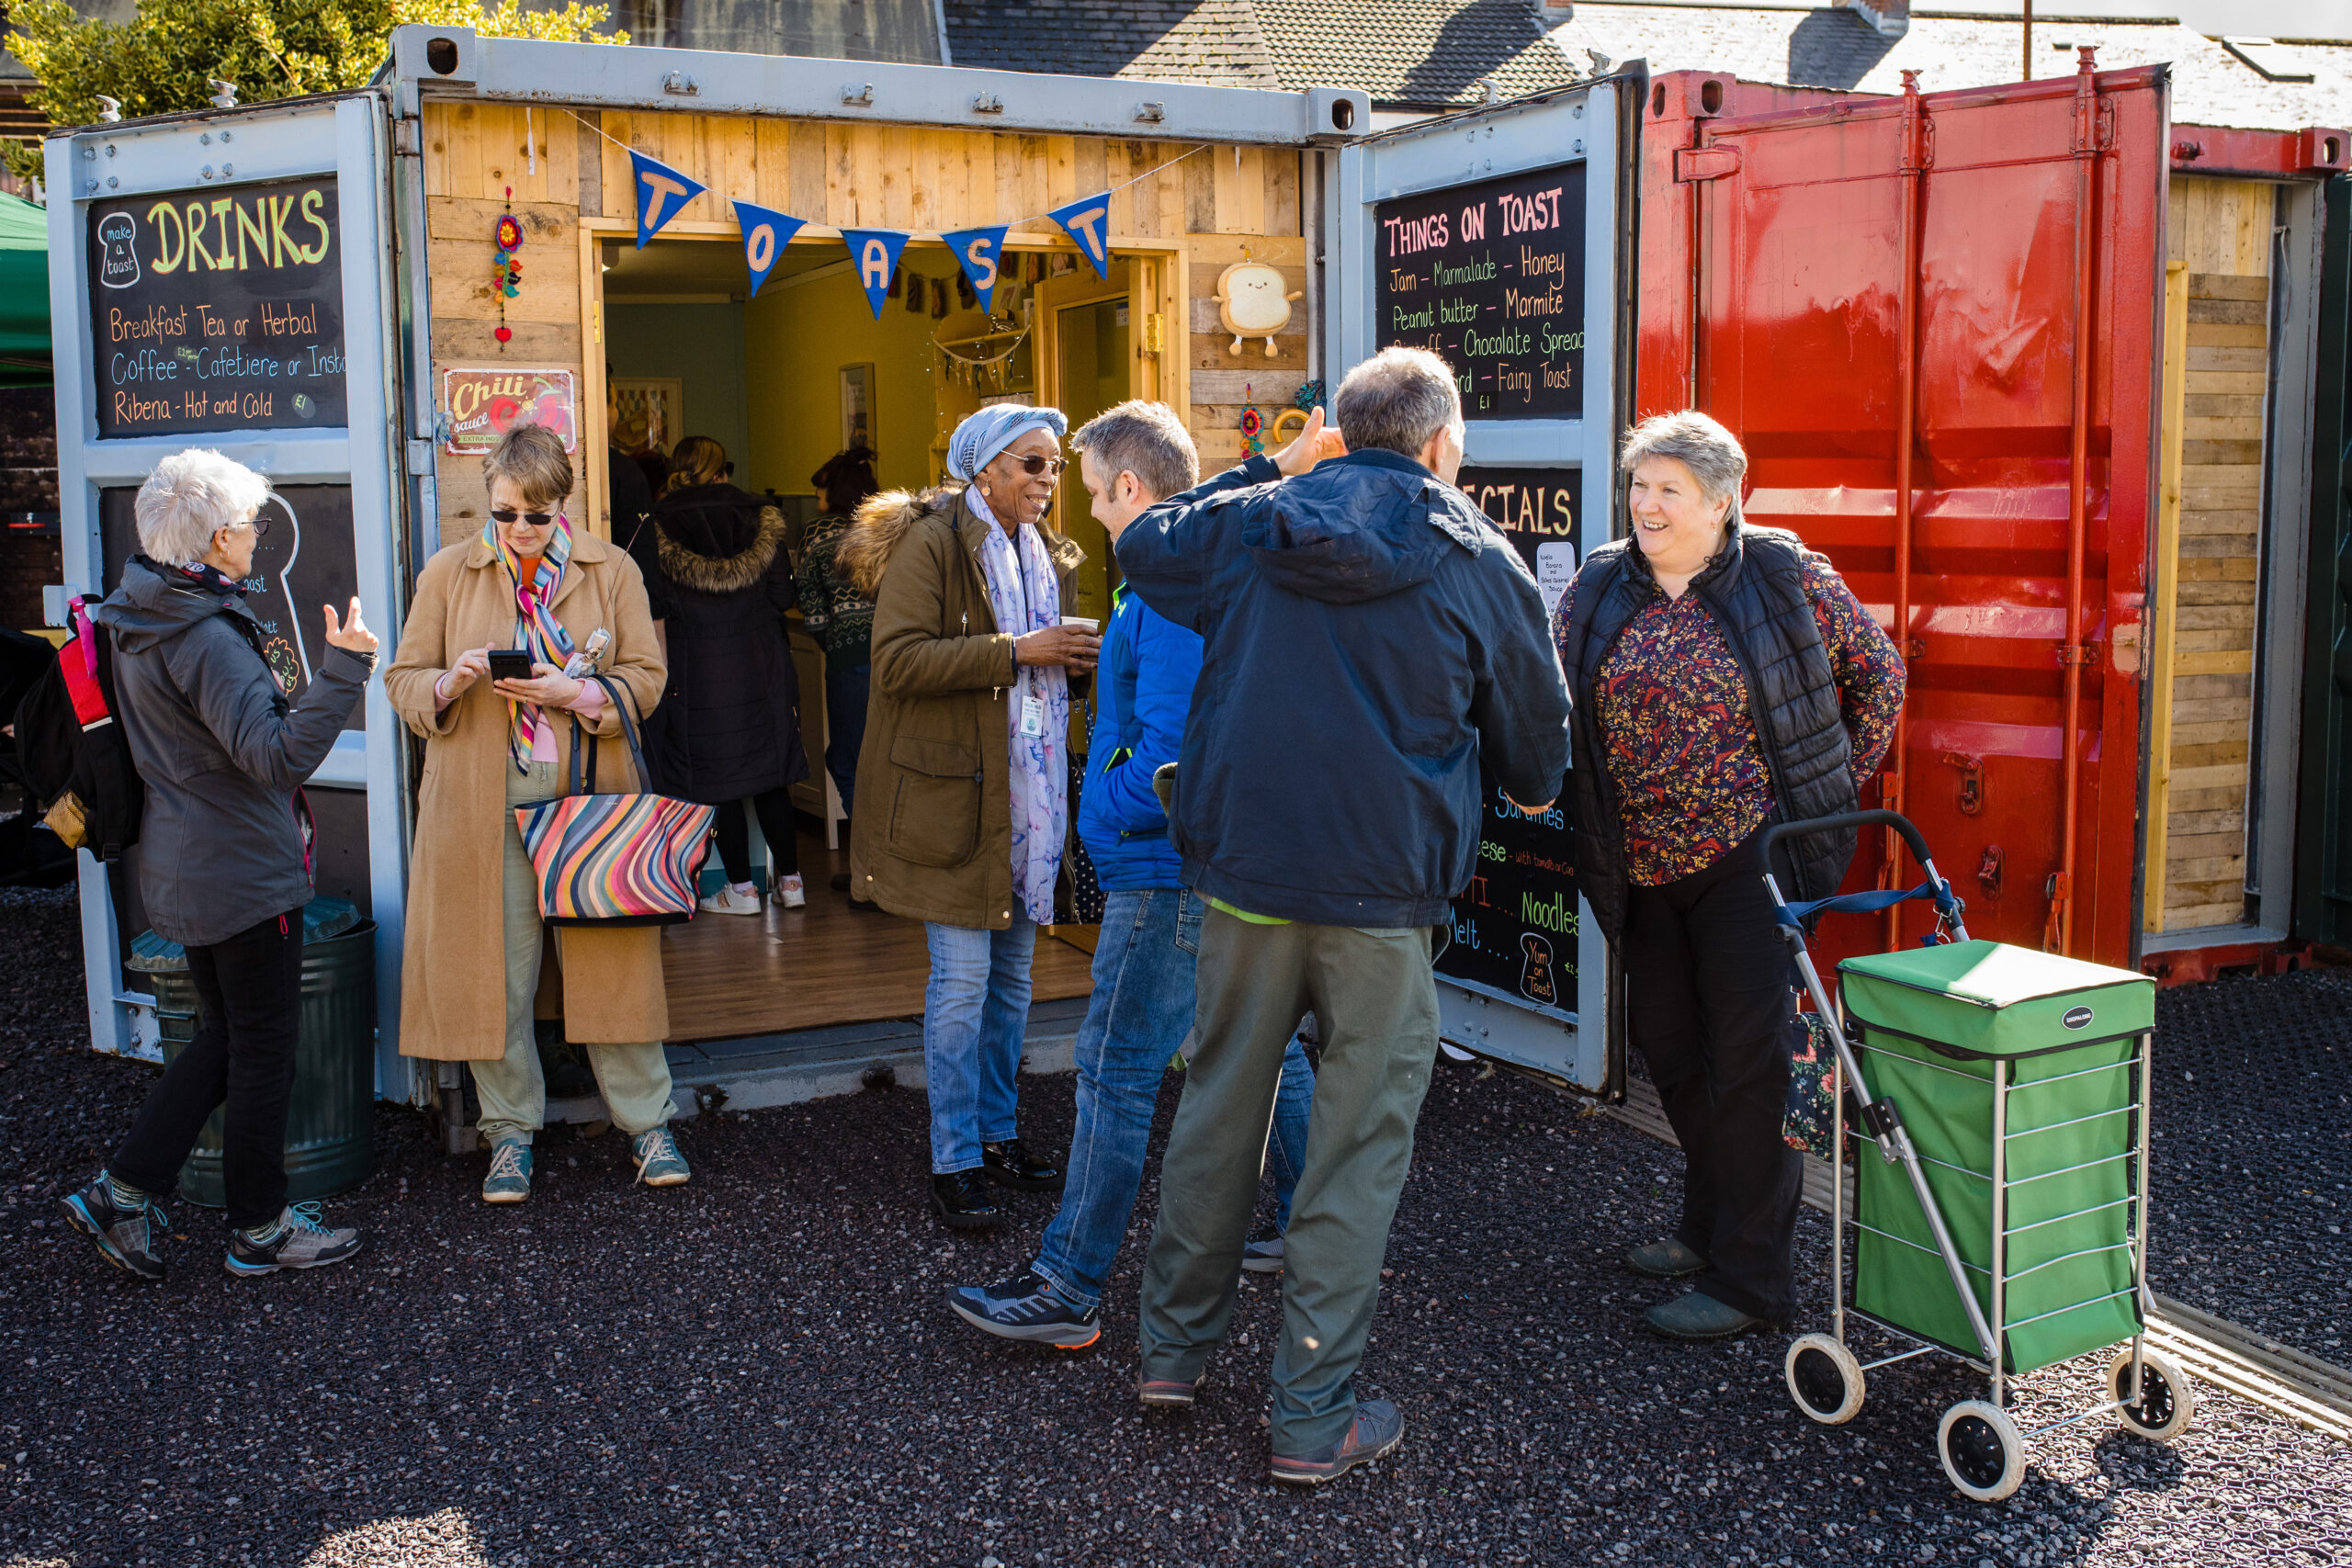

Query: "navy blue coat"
<box><xmin>1114</xmin><ymin>450</ymin><xmax>1571</xmax><ymax>929</ymax></box>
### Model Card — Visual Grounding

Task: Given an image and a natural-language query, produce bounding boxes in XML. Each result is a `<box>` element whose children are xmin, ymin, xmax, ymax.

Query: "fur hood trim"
<box><xmin>841</xmin><ymin>484</ymin><xmax>961</xmax><ymax>599</ymax></box>
<box><xmin>656</xmin><ymin>505</ymin><xmax>787</xmax><ymax>594</ymax></box>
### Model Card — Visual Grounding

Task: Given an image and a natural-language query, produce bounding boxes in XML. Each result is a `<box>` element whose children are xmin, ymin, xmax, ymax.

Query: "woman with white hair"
<box><xmin>60</xmin><ymin>448</ymin><xmax>378</xmax><ymax>1282</ymax></box>
<box><xmin>1555</xmin><ymin>410</ymin><xmax>1905</xmax><ymax>1341</ymax></box>
<box><xmin>840</xmin><ymin>403</ymin><xmax>1100</xmax><ymax>1229</ymax></box>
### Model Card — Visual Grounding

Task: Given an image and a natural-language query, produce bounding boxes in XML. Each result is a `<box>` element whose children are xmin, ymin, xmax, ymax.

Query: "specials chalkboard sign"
<box><xmin>87</xmin><ymin>176</ymin><xmax>347</xmax><ymax>439</ymax></box>
<box><xmin>1374</xmin><ymin>164</ymin><xmax>1585</xmax><ymax>422</ymax></box>
<box><xmin>99</xmin><ymin>483</ymin><xmax>363</xmax><ymax>732</ymax></box>
<box><xmin>1436</xmin><ymin>467</ymin><xmax>1583</xmax><ymax>1019</ymax></box>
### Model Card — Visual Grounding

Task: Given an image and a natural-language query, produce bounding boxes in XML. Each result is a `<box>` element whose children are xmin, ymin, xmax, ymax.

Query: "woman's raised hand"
<box><xmin>322</xmin><ymin>596</ymin><xmax>379</xmax><ymax>655</ymax></box>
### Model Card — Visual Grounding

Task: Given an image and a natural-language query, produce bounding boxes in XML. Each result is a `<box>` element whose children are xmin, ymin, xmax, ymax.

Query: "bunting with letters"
<box><xmin>568</xmin><ymin>111</ymin><xmax>1204</xmax><ymax>311</ymax></box>
<box><xmin>941</xmin><ymin>225</ymin><xmax>1010</xmax><ymax>316</ymax></box>
<box><xmin>629</xmin><ymin>149</ymin><xmax>707</xmax><ymax>250</ymax></box>
<box><xmin>732</xmin><ymin>199</ymin><xmax>807</xmax><ymax>300</ymax></box>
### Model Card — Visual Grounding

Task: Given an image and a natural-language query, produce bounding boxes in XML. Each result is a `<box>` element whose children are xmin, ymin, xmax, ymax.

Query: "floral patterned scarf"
<box><xmin>967</xmin><ymin>489</ymin><xmax>1068</xmax><ymax>924</ymax></box>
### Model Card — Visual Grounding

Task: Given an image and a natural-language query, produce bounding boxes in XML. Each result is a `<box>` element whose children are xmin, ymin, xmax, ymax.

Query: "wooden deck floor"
<box><xmin>659</xmin><ymin>829</ymin><xmax>1096</xmax><ymax>1043</ymax></box>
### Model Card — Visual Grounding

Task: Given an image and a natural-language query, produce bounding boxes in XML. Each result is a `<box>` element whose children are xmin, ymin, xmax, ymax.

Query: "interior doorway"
<box><xmin>583</xmin><ymin>229</ymin><xmax>1170</xmax><ymax>1043</ymax></box>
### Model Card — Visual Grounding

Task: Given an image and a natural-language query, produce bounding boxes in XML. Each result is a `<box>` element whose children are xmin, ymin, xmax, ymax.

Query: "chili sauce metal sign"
<box><xmin>87</xmin><ymin>176</ymin><xmax>347</xmax><ymax>438</ymax></box>
<box><xmin>1438</xmin><ymin>468</ymin><xmax>1582</xmax><ymax>1021</ymax></box>
<box><xmin>1374</xmin><ymin>164</ymin><xmax>1585</xmax><ymax>421</ymax></box>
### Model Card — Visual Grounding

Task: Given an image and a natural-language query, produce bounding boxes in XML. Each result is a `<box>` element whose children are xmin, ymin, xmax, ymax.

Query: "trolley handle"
<box><xmin>1757</xmin><ymin>809</ymin><xmax>1935</xmax><ymax>873</ymax></box>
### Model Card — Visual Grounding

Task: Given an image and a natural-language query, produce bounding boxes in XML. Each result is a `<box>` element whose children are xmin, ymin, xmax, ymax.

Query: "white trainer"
<box><xmin>774</xmin><ymin>874</ymin><xmax>808</xmax><ymax>909</ymax></box>
<box><xmin>699</xmin><ymin>883</ymin><xmax>763</xmax><ymax>916</ymax></box>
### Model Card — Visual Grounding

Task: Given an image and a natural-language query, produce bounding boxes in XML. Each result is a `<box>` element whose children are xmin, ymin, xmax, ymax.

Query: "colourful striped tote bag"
<box><xmin>514</xmin><ymin>675</ymin><xmax>716</xmax><ymax>925</ymax></box>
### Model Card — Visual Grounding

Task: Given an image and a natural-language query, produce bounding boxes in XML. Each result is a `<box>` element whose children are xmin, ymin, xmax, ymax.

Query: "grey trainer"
<box><xmin>60</xmin><ymin>1172</ymin><xmax>167</xmax><ymax>1282</ymax></box>
<box><xmin>223</xmin><ymin>1202</ymin><xmax>364</xmax><ymax>1278</ymax></box>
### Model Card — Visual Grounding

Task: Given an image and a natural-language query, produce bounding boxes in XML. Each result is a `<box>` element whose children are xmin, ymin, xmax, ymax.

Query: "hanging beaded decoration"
<box><xmin>1238</xmin><ymin>383</ymin><xmax>1265</xmax><ymax>457</ymax></box>
<box><xmin>492</xmin><ymin>187</ymin><xmax>523</xmax><ymax>346</ymax></box>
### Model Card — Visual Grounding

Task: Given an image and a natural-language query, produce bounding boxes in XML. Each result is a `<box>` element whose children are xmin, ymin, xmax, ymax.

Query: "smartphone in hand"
<box><xmin>487</xmin><ymin>649</ymin><xmax>536</xmax><ymax>683</ymax></box>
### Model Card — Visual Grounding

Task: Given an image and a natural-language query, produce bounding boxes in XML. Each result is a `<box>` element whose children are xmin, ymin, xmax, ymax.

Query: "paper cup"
<box><xmin>1060</xmin><ymin>616</ymin><xmax>1101</xmax><ymax>633</ymax></box>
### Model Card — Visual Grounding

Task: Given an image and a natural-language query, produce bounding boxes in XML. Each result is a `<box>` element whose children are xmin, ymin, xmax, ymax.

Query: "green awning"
<box><xmin>0</xmin><ymin>193</ymin><xmax>50</xmax><ymax>389</ymax></box>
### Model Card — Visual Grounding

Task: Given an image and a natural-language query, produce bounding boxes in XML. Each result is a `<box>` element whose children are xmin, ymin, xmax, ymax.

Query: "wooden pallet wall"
<box><xmin>420</xmin><ymin>101</ymin><xmax>1304</xmax><ymax>550</ymax></box>
<box><xmin>2153</xmin><ymin>177</ymin><xmax>2276</xmax><ymax>931</ymax></box>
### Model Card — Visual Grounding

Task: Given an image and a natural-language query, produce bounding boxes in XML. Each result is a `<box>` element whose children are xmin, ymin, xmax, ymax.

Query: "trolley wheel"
<box><xmin>2108</xmin><ymin>1348</ymin><xmax>2194</xmax><ymax>1442</ymax></box>
<box><xmin>1937</xmin><ymin>1400</ymin><xmax>2026</xmax><ymax>1503</ymax></box>
<box><xmin>1784</xmin><ymin>1333</ymin><xmax>1866</xmax><ymax>1425</ymax></box>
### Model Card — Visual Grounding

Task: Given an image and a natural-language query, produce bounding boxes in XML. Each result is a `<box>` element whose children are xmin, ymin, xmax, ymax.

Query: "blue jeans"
<box><xmin>1035</xmin><ymin>886</ymin><xmax>1315</xmax><ymax>1310</ymax></box>
<box><xmin>923</xmin><ymin>915</ymin><xmax>1038</xmax><ymax>1174</ymax></box>
<box><xmin>824</xmin><ymin>664</ymin><xmax>870</xmax><ymax>818</ymax></box>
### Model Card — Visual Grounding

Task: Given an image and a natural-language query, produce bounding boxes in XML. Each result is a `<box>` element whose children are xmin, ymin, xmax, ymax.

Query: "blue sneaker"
<box><xmin>631</xmin><ymin>1126</ymin><xmax>690</xmax><ymax>1187</ymax></box>
<box><xmin>947</xmin><ymin>1264</ymin><xmax>1102</xmax><ymax>1348</ymax></box>
<box><xmin>60</xmin><ymin>1171</ymin><xmax>167</xmax><ymax>1282</ymax></box>
<box><xmin>481</xmin><ymin>1141</ymin><xmax>532</xmax><ymax>1204</ymax></box>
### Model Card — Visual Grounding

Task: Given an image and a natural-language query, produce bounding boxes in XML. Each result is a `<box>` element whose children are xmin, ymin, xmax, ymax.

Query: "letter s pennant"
<box><xmin>942</xmin><ymin>226</ymin><xmax>1009</xmax><ymax>317</ymax></box>
<box><xmin>841</xmin><ymin>229</ymin><xmax>911</xmax><ymax>319</ymax></box>
<box><xmin>630</xmin><ymin>149</ymin><xmax>707</xmax><ymax>250</ymax></box>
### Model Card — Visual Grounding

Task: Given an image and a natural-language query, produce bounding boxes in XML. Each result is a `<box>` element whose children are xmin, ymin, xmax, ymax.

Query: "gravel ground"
<box><xmin>2145</xmin><ymin>968</ymin><xmax>2352</xmax><ymax>1354</ymax></box>
<box><xmin>2</xmin><ymin>883</ymin><xmax>2347</xmax><ymax>1567</ymax></box>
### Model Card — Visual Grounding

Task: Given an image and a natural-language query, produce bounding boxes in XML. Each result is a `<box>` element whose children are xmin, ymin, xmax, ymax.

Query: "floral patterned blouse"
<box><xmin>1553</xmin><ymin>547</ymin><xmax>1905</xmax><ymax>886</ymax></box>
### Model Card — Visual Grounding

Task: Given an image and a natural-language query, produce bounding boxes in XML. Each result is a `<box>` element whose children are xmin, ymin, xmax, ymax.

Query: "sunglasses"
<box><xmin>222</xmin><ymin>514</ymin><xmax>271</xmax><ymax>539</ymax></box>
<box><xmin>490</xmin><ymin>509</ymin><xmax>560</xmax><ymax>526</ymax></box>
<box><xmin>1001</xmin><ymin>455</ymin><xmax>1066</xmax><ymax>479</ymax></box>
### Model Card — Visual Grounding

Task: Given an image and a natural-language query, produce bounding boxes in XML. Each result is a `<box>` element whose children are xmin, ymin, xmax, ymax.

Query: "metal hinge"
<box><xmin>1674</xmin><ymin>145</ymin><xmax>1741</xmax><ymax>182</ymax></box>
<box><xmin>1141</xmin><ymin>312</ymin><xmax>1168</xmax><ymax>354</ymax></box>
<box><xmin>2056</xmin><ymin>641</ymin><xmax>2099</xmax><ymax>667</ymax></box>
<box><xmin>405</xmin><ymin>438</ymin><xmax>435</xmax><ymax>476</ymax></box>
<box><xmin>394</xmin><ymin>118</ymin><xmax>422</xmax><ymax>157</ymax></box>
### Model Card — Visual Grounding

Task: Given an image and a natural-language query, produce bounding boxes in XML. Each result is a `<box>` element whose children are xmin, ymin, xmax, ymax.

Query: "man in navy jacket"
<box><xmin>1118</xmin><ymin>348</ymin><xmax>1571</xmax><ymax>1485</ymax></box>
<box><xmin>948</xmin><ymin>401</ymin><xmax>1317</xmax><ymax>1348</ymax></box>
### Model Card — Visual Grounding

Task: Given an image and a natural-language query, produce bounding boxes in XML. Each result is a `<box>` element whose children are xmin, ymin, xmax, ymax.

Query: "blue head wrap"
<box><xmin>945</xmin><ymin>404</ymin><xmax>1069</xmax><ymax>483</ymax></box>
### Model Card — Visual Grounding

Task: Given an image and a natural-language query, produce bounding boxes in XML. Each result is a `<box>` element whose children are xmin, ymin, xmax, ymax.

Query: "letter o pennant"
<box><xmin>733</xmin><ymin>199</ymin><xmax>807</xmax><ymax>300</ymax></box>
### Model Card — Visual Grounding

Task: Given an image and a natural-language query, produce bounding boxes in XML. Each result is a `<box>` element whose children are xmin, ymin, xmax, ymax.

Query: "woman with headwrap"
<box><xmin>839</xmin><ymin>405</ymin><xmax>1100</xmax><ymax>1229</ymax></box>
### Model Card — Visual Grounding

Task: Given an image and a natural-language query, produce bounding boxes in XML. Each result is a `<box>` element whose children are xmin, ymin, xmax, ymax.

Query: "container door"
<box><xmin>1654</xmin><ymin>60</ymin><xmax>2167</xmax><ymax>977</ymax></box>
<box><xmin>1328</xmin><ymin>76</ymin><xmax>1638</xmax><ymax>1094</ymax></box>
<box><xmin>46</xmin><ymin>95</ymin><xmax>412</xmax><ymax>1092</ymax></box>
<box><xmin>2299</xmin><ymin>176</ymin><xmax>2352</xmax><ymax>948</ymax></box>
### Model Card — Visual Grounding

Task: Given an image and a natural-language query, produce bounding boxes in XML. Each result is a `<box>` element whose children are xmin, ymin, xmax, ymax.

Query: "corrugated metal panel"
<box><xmin>1641</xmin><ymin>60</ymin><xmax>2168</xmax><ymax>973</ymax></box>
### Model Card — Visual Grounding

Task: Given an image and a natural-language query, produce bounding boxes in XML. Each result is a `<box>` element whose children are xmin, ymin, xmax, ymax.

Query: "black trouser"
<box><xmin>713</xmin><ymin>786</ymin><xmax>800</xmax><ymax>885</ymax></box>
<box><xmin>1623</xmin><ymin>830</ymin><xmax>1803</xmax><ymax>1322</ymax></box>
<box><xmin>111</xmin><ymin>908</ymin><xmax>305</xmax><ymax>1231</ymax></box>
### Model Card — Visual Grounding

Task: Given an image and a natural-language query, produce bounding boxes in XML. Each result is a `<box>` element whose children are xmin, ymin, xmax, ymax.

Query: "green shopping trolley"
<box><xmin>1756</xmin><ymin>811</ymin><xmax>2194</xmax><ymax>1502</ymax></box>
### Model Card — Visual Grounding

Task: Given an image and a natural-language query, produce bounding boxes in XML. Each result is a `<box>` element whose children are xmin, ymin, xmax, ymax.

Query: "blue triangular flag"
<box><xmin>942</xmin><ymin>225</ymin><xmax>1010</xmax><ymax>316</ymax></box>
<box><xmin>733</xmin><ymin>199</ymin><xmax>808</xmax><ymax>300</ymax></box>
<box><xmin>841</xmin><ymin>229</ymin><xmax>911</xmax><ymax>319</ymax></box>
<box><xmin>1048</xmin><ymin>194</ymin><xmax>1113</xmax><ymax>279</ymax></box>
<box><xmin>629</xmin><ymin>149</ymin><xmax>707</xmax><ymax>250</ymax></box>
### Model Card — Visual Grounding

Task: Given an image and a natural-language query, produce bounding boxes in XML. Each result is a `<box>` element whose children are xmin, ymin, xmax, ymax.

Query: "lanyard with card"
<box><xmin>1021</xmin><ymin>692</ymin><xmax>1046</xmax><ymax>738</ymax></box>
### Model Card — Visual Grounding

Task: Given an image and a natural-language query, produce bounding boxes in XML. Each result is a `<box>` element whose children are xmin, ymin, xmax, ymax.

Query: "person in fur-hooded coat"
<box><xmin>837</xmin><ymin>475</ymin><xmax>1085</xmax><ymax>931</ymax></box>
<box><xmin>628</xmin><ymin>437</ymin><xmax>808</xmax><ymax>812</ymax></box>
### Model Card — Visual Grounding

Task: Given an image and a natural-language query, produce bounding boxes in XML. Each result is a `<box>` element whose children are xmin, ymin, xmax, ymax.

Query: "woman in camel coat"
<box><xmin>385</xmin><ymin>424</ymin><xmax>684</xmax><ymax>1204</ymax></box>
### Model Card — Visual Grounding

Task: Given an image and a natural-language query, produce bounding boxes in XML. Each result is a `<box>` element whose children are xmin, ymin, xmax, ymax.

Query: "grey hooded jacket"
<box><xmin>94</xmin><ymin>557</ymin><xmax>370</xmax><ymax>947</ymax></box>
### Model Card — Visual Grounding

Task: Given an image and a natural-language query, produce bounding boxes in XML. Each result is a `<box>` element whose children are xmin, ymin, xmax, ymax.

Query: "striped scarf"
<box><xmin>487</xmin><ymin>512</ymin><xmax>577</xmax><ymax>774</ymax></box>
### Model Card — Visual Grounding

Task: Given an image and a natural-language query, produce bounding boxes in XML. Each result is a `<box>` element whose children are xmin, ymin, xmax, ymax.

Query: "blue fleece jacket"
<box><xmin>1113</xmin><ymin>449</ymin><xmax>1572</xmax><ymax>929</ymax></box>
<box><xmin>1076</xmin><ymin>583</ymin><xmax>1201</xmax><ymax>888</ymax></box>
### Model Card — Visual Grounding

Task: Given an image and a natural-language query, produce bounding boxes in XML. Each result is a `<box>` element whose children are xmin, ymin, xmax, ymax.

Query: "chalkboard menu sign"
<box><xmin>100</xmin><ymin>483</ymin><xmax>363</xmax><ymax>732</ymax></box>
<box><xmin>1436</xmin><ymin>466</ymin><xmax>1584</xmax><ymax>1020</ymax></box>
<box><xmin>1375</xmin><ymin>164</ymin><xmax>1585</xmax><ymax>421</ymax></box>
<box><xmin>87</xmin><ymin>176</ymin><xmax>347</xmax><ymax>438</ymax></box>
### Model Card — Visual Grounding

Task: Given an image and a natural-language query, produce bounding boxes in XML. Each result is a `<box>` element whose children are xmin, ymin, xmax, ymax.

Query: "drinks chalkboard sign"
<box><xmin>87</xmin><ymin>176</ymin><xmax>347</xmax><ymax>438</ymax></box>
<box><xmin>1437</xmin><ymin>467</ymin><xmax>1583</xmax><ymax>1020</ymax></box>
<box><xmin>99</xmin><ymin>483</ymin><xmax>363</xmax><ymax>732</ymax></box>
<box><xmin>1375</xmin><ymin>164</ymin><xmax>1585</xmax><ymax>421</ymax></box>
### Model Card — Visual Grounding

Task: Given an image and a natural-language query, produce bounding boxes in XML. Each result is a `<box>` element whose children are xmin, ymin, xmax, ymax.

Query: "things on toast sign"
<box><xmin>86</xmin><ymin>175</ymin><xmax>348</xmax><ymax>438</ymax></box>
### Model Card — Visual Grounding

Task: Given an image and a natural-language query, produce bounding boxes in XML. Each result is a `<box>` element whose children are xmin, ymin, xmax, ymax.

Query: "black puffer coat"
<box><xmin>630</xmin><ymin>482</ymin><xmax>808</xmax><ymax>804</ymax></box>
<box><xmin>1557</xmin><ymin>524</ymin><xmax>1857</xmax><ymax>945</ymax></box>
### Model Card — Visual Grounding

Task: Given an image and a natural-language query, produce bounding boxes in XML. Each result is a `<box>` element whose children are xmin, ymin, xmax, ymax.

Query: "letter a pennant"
<box><xmin>1047</xmin><ymin>194</ymin><xmax>1113</xmax><ymax>279</ymax></box>
<box><xmin>733</xmin><ymin>199</ymin><xmax>807</xmax><ymax>300</ymax></box>
<box><xmin>841</xmin><ymin>229</ymin><xmax>911</xmax><ymax>319</ymax></box>
<box><xmin>630</xmin><ymin>149</ymin><xmax>707</xmax><ymax>250</ymax></box>
<box><xmin>941</xmin><ymin>225</ymin><xmax>1009</xmax><ymax>316</ymax></box>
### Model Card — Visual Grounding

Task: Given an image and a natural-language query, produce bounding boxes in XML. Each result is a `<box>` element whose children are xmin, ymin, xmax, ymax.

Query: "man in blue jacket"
<box><xmin>1120</xmin><ymin>347</ymin><xmax>1572</xmax><ymax>1485</ymax></box>
<box><xmin>948</xmin><ymin>400</ymin><xmax>1317</xmax><ymax>1348</ymax></box>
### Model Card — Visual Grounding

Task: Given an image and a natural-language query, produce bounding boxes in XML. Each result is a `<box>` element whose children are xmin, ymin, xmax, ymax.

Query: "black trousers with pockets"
<box><xmin>111</xmin><ymin>908</ymin><xmax>305</xmax><ymax>1231</ymax></box>
<box><xmin>1623</xmin><ymin>829</ymin><xmax>1804</xmax><ymax>1323</ymax></box>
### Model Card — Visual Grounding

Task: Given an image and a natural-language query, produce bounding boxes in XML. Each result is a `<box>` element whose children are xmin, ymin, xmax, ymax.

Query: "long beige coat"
<box><xmin>384</xmin><ymin>530</ymin><xmax>671</xmax><ymax>1060</ymax></box>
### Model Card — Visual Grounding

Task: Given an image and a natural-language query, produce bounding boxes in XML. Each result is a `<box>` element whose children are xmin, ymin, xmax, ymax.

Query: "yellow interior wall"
<box><xmin>742</xmin><ymin>244</ymin><xmax>970</xmax><ymax>500</ymax></box>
